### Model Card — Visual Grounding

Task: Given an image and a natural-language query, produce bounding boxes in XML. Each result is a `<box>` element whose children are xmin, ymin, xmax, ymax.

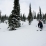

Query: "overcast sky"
<box><xmin>0</xmin><ymin>0</ymin><xmax>46</xmax><ymax>16</ymax></box>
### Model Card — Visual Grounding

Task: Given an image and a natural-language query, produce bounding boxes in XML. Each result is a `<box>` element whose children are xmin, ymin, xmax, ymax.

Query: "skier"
<box><xmin>38</xmin><ymin>20</ymin><xmax>43</xmax><ymax>30</ymax></box>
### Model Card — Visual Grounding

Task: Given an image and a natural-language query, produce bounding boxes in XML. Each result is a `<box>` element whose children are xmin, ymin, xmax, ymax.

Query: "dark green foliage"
<box><xmin>0</xmin><ymin>15</ymin><xmax>1</xmax><ymax>20</ymax></box>
<box><xmin>43</xmin><ymin>14</ymin><xmax>45</xmax><ymax>19</ymax></box>
<box><xmin>8</xmin><ymin>14</ymin><xmax>16</xmax><ymax>30</ymax></box>
<box><xmin>1</xmin><ymin>16</ymin><xmax>4</xmax><ymax>22</ymax></box>
<box><xmin>42</xmin><ymin>14</ymin><xmax>46</xmax><ymax>24</ymax></box>
<box><xmin>20</xmin><ymin>14</ymin><xmax>26</xmax><ymax>21</ymax></box>
<box><xmin>8</xmin><ymin>14</ymin><xmax>12</xmax><ymax>24</ymax></box>
<box><xmin>39</xmin><ymin>7</ymin><xmax>42</xmax><ymax>20</ymax></box>
<box><xmin>20</xmin><ymin>14</ymin><xmax>23</xmax><ymax>21</ymax></box>
<box><xmin>37</xmin><ymin>13</ymin><xmax>40</xmax><ymax>20</ymax></box>
<box><xmin>34</xmin><ymin>15</ymin><xmax>36</xmax><ymax>19</ymax></box>
<box><xmin>43</xmin><ymin>14</ymin><xmax>46</xmax><ymax>20</ymax></box>
<box><xmin>22</xmin><ymin>14</ymin><xmax>26</xmax><ymax>22</ymax></box>
<box><xmin>37</xmin><ymin>7</ymin><xmax>42</xmax><ymax>20</ymax></box>
<box><xmin>33</xmin><ymin>12</ymin><xmax>36</xmax><ymax>19</ymax></box>
<box><xmin>1</xmin><ymin>15</ymin><xmax>8</xmax><ymax>22</ymax></box>
<box><xmin>0</xmin><ymin>11</ymin><xmax>1</xmax><ymax>21</ymax></box>
<box><xmin>8</xmin><ymin>0</ymin><xmax>20</xmax><ymax>30</ymax></box>
<box><xmin>27</xmin><ymin>3</ymin><xmax>33</xmax><ymax>25</ymax></box>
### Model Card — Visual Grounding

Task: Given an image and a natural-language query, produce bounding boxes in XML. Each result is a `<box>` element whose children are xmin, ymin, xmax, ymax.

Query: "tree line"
<box><xmin>0</xmin><ymin>14</ymin><xmax>8</xmax><ymax>23</ymax></box>
<box><xmin>0</xmin><ymin>0</ymin><xmax>46</xmax><ymax>30</ymax></box>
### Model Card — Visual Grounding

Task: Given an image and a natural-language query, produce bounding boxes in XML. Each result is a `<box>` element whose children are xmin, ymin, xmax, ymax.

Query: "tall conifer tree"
<box><xmin>8</xmin><ymin>0</ymin><xmax>20</xmax><ymax>30</ymax></box>
<box><xmin>28</xmin><ymin>3</ymin><xmax>33</xmax><ymax>25</ymax></box>
<box><xmin>22</xmin><ymin>14</ymin><xmax>26</xmax><ymax>22</ymax></box>
<box><xmin>39</xmin><ymin>7</ymin><xmax>42</xmax><ymax>20</ymax></box>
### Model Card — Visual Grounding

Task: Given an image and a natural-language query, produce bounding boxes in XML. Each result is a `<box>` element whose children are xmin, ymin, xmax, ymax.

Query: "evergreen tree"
<box><xmin>4</xmin><ymin>14</ymin><xmax>8</xmax><ymax>20</ymax></box>
<box><xmin>27</xmin><ymin>3</ymin><xmax>33</xmax><ymax>25</ymax></box>
<box><xmin>34</xmin><ymin>13</ymin><xmax>36</xmax><ymax>19</ymax></box>
<box><xmin>0</xmin><ymin>11</ymin><xmax>1</xmax><ymax>21</ymax></box>
<box><xmin>43</xmin><ymin>14</ymin><xmax>45</xmax><ymax>19</ymax></box>
<box><xmin>37</xmin><ymin>13</ymin><xmax>40</xmax><ymax>20</ymax></box>
<box><xmin>1</xmin><ymin>16</ymin><xmax>4</xmax><ymax>22</ymax></box>
<box><xmin>34</xmin><ymin>15</ymin><xmax>36</xmax><ymax>19</ymax></box>
<box><xmin>39</xmin><ymin>7</ymin><xmax>42</xmax><ymax>20</ymax></box>
<box><xmin>42</xmin><ymin>14</ymin><xmax>45</xmax><ymax>24</ymax></box>
<box><xmin>37</xmin><ymin>7</ymin><xmax>42</xmax><ymax>20</ymax></box>
<box><xmin>44</xmin><ymin>14</ymin><xmax>46</xmax><ymax>20</ymax></box>
<box><xmin>20</xmin><ymin>14</ymin><xmax>23</xmax><ymax>21</ymax></box>
<box><xmin>8</xmin><ymin>0</ymin><xmax>20</xmax><ymax>30</ymax></box>
<box><xmin>1</xmin><ymin>15</ymin><xmax>8</xmax><ymax>22</ymax></box>
<box><xmin>22</xmin><ymin>14</ymin><xmax>26</xmax><ymax>22</ymax></box>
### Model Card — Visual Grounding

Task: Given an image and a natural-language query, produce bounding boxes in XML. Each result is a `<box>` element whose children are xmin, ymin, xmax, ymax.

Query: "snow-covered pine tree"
<box><xmin>0</xmin><ymin>11</ymin><xmax>1</xmax><ymax>20</ymax></box>
<box><xmin>22</xmin><ymin>14</ymin><xmax>26</xmax><ymax>22</ymax></box>
<box><xmin>43</xmin><ymin>14</ymin><xmax>45</xmax><ymax>19</ymax></box>
<box><xmin>44</xmin><ymin>14</ymin><xmax>46</xmax><ymax>20</ymax></box>
<box><xmin>37</xmin><ymin>7</ymin><xmax>42</xmax><ymax>20</ymax></box>
<box><xmin>8</xmin><ymin>0</ymin><xmax>20</xmax><ymax>30</ymax></box>
<box><xmin>39</xmin><ymin>7</ymin><xmax>42</xmax><ymax>20</ymax></box>
<box><xmin>27</xmin><ymin>3</ymin><xmax>33</xmax><ymax>25</ymax></box>
<box><xmin>37</xmin><ymin>13</ymin><xmax>40</xmax><ymax>20</ymax></box>
<box><xmin>33</xmin><ymin>12</ymin><xmax>36</xmax><ymax>19</ymax></box>
<box><xmin>20</xmin><ymin>14</ymin><xmax>23</xmax><ymax>21</ymax></box>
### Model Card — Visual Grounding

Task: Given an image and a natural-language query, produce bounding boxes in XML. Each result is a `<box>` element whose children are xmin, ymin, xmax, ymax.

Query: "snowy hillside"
<box><xmin>0</xmin><ymin>19</ymin><xmax>46</xmax><ymax>46</ymax></box>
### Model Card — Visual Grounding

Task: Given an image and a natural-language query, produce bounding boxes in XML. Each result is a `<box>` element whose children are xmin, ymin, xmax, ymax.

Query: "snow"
<box><xmin>0</xmin><ymin>19</ymin><xmax>46</xmax><ymax>46</ymax></box>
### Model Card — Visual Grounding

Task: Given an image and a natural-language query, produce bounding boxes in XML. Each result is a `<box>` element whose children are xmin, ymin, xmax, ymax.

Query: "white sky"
<box><xmin>0</xmin><ymin>0</ymin><xmax>46</xmax><ymax>16</ymax></box>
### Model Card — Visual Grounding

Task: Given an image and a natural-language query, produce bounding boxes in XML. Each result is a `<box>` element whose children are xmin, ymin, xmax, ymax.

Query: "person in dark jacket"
<box><xmin>38</xmin><ymin>20</ymin><xmax>43</xmax><ymax>29</ymax></box>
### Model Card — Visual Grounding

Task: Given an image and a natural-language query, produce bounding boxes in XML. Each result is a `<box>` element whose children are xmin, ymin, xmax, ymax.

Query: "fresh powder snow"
<box><xmin>0</xmin><ymin>19</ymin><xmax>46</xmax><ymax>46</ymax></box>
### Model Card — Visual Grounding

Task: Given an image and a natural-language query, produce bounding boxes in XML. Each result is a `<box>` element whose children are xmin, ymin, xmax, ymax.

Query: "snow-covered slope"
<box><xmin>0</xmin><ymin>19</ymin><xmax>46</xmax><ymax>46</ymax></box>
